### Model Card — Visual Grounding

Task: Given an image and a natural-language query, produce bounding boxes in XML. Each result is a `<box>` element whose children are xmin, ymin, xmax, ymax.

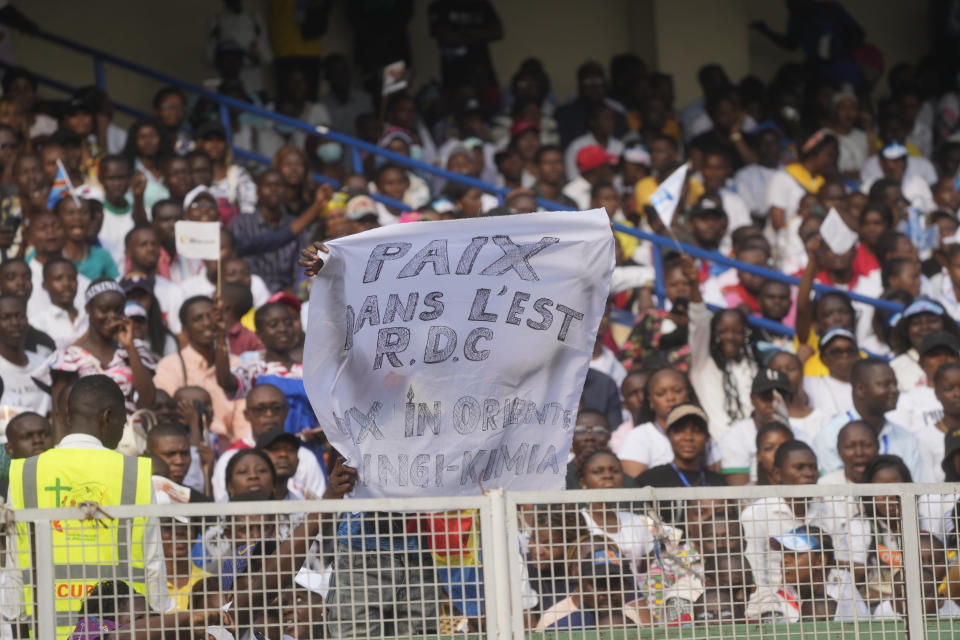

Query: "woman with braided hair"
<box><xmin>681</xmin><ymin>254</ymin><xmax>758</xmax><ymax>440</ymax></box>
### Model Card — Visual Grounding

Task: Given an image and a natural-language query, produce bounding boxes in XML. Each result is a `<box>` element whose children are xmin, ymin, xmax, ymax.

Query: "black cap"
<box><xmin>752</xmin><ymin>368</ymin><xmax>792</xmax><ymax>396</ymax></box>
<box><xmin>64</xmin><ymin>95</ymin><xmax>94</xmax><ymax>116</ymax></box>
<box><xmin>943</xmin><ymin>427</ymin><xmax>960</xmax><ymax>474</ymax></box>
<box><xmin>688</xmin><ymin>200</ymin><xmax>727</xmax><ymax>219</ymax></box>
<box><xmin>195</xmin><ymin>120</ymin><xmax>227</xmax><ymax>140</ymax></box>
<box><xmin>919</xmin><ymin>330</ymin><xmax>960</xmax><ymax>358</ymax></box>
<box><xmin>120</xmin><ymin>272</ymin><xmax>155</xmax><ymax>295</ymax></box>
<box><xmin>255</xmin><ymin>427</ymin><xmax>300</xmax><ymax>450</ymax></box>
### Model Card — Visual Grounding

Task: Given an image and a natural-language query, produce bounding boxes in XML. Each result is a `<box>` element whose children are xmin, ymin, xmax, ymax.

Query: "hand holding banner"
<box><xmin>303</xmin><ymin>210</ymin><xmax>614</xmax><ymax>499</ymax></box>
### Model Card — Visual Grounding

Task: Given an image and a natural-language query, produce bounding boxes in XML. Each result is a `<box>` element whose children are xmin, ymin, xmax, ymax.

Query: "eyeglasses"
<box><xmin>248</xmin><ymin>402</ymin><xmax>287</xmax><ymax>416</ymax></box>
<box><xmin>574</xmin><ymin>424</ymin><xmax>609</xmax><ymax>435</ymax></box>
<box><xmin>824</xmin><ymin>346</ymin><xmax>858</xmax><ymax>358</ymax></box>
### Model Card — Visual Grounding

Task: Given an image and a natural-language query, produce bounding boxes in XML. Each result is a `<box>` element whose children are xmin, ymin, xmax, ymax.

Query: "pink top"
<box><xmin>50</xmin><ymin>340</ymin><xmax>157</xmax><ymax>414</ymax></box>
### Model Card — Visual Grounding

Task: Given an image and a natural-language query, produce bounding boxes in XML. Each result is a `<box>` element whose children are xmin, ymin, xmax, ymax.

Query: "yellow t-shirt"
<box><xmin>795</xmin><ymin>332</ymin><xmax>867</xmax><ymax>378</ymax></box>
<box><xmin>169</xmin><ymin>564</ymin><xmax>210</xmax><ymax>611</ymax></box>
<box><xmin>269</xmin><ymin>0</ymin><xmax>323</xmax><ymax>58</ymax></box>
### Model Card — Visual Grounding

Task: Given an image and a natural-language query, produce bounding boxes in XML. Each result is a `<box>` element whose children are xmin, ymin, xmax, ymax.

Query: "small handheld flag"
<box><xmin>46</xmin><ymin>159</ymin><xmax>77</xmax><ymax>210</ymax></box>
<box><xmin>649</xmin><ymin>163</ymin><xmax>689</xmax><ymax>229</ymax></box>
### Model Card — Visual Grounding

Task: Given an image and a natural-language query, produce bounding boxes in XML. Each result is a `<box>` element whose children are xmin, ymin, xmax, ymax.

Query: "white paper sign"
<box><xmin>303</xmin><ymin>210</ymin><xmax>614</xmax><ymax>499</ymax></box>
<box><xmin>820</xmin><ymin>207</ymin><xmax>859</xmax><ymax>256</ymax></box>
<box><xmin>175</xmin><ymin>221</ymin><xmax>221</xmax><ymax>260</ymax></box>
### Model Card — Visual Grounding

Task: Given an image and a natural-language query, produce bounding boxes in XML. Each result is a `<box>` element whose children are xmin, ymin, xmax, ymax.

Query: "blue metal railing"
<box><xmin>19</xmin><ymin>28</ymin><xmax>910</xmax><ymax>337</ymax></box>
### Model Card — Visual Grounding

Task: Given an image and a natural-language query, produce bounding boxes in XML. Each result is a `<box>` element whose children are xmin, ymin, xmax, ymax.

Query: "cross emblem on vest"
<box><xmin>44</xmin><ymin>478</ymin><xmax>72</xmax><ymax>505</ymax></box>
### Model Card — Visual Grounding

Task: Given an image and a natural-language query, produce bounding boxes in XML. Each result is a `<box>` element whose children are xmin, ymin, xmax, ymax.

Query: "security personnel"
<box><xmin>7</xmin><ymin>375</ymin><xmax>169</xmax><ymax>638</ymax></box>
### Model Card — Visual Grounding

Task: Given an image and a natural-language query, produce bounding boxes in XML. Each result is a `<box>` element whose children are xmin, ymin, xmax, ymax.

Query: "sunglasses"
<box><xmin>574</xmin><ymin>424</ymin><xmax>609</xmax><ymax>435</ymax></box>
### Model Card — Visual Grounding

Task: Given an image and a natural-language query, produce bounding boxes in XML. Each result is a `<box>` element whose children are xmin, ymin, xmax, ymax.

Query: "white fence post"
<box><xmin>485</xmin><ymin>488</ymin><xmax>513</xmax><ymax>640</ymax></box>
<box><xmin>899</xmin><ymin>493</ymin><xmax>926</xmax><ymax>639</ymax></box>
<box><xmin>34</xmin><ymin>521</ymin><xmax>55</xmax><ymax>639</ymax></box>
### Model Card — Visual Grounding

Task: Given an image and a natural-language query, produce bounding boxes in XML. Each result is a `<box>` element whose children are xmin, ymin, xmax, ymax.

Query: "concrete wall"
<box><xmin>7</xmin><ymin>0</ymin><xmax>932</xmax><ymax>124</ymax></box>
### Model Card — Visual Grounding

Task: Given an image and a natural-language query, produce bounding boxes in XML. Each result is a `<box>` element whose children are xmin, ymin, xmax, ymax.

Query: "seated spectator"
<box><xmin>124</xmin><ymin>225</ymin><xmax>183</xmax><ymax>332</ymax></box>
<box><xmin>536</xmin><ymin>549</ymin><xmax>641</xmax><ymax>631</ymax></box>
<box><xmin>159</xmin><ymin>156</ymin><xmax>192</xmax><ymax>208</ymax></box>
<box><xmin>864</xmin><ymin>142</ymin><xmax>934</xmax><ymax>213</ymax></box>
<box><xmin>754</xmin><ymin>422</ymin><xmax>794</xmax><ymax>486</ymax></box>
<box><xmin>765</xmin><ymin>130</ymin><xmax>838</xmax><ymax>236</ymax></box>
<box><xmin>562</xmin><ymin>145</ymin><xmax>617</xmax><ymax>211</ymax></box>
<box><xmin>636</xmin><ymin>403</ymin><xmax>725</xmax><ymax>489</ymax></box>
<box><xmin>50</xmin><ymin>278</ymin><xmax>157</xmax><ymax>415</ymax></box>
<box><xmin>720</xmin><ymin>368</ymin><xmax>797</xmax><ymax>485</ymax></box>
<box><xmin>767</xmin><ymin>351</ymin><xmax>828</xmax><ymax>440</ymax></box>
<box><xmin>220</xmin><ymin>282</ymin><xmax>263</xmax><ymax>356</ymax></box>
<box><xmin>270</xmin><ymin>145</ymin><xmax>315</xmax><ymax>217</ymax></box>
<box><xmin>153</xmin><ymin>86</ymin><xmax>193</xmax><ymax>155</ymax></box>
<box><xmin>740</xmin><ymin>440</ymin><xmax>822</xmax><ymax>589</ymax></box>
<box><xmin>554</xmin><ymin>61</ymin><xmax>627</xmax><ymax>149</ymax></box>
<box><xmin>55</xmin><ymin>195</ymin><xmax>118</xmax><ymax>280</ymax></box>
<box><xmin>581</xmin><ymin>368</ymin><xmax>623</xmax><ymax>433</ymax></box>
<box><xmin>619</xmin><ymin>258</ymin><xmax>691</xmax><ymax>371</ymax></box>
<box><xmin>564</xmin><ymin>103</ymin><xmax>624</xmax><ymax>181</ymax></box>
<box><xmin>0</xmin><ymin>295</ymin><xmax>52</xmax><ymax>421</ymax></box>
<box><xmin>98</xmin><ymin>154</ymin><xmax>140</xmax><ymax>269</ymax></box>
<box><xmin>565</xmin><ymin>408</ymin><xmax>611</xmax><ymax>489</ymax></box>
<box><xmin>194</xmin><ymin>120</ymin><xmax>256</xmax><ymax>222</ymax></box>
<box><xmin>697</xmin><ymin>147</ymin><xmax>751</xmax><ymax>253</ymax></box>
<box><xmin>160</xmin><ymin>514</ymin><xmax>209</xmax><ymax>612</ymax></box>
<box><xmin>0</xmin><ymin>411</ymin><xmax>52</xmax><ymax>497</ymax></box>
<box><xmin>889</xmin><ymin>298</ymin><xmax>960</xmax><ymax>392</ymax></box>
<box><xmin>734</xmin><ymin>126</ymin><xmax>782</xmax><ymax>220</ymax></box>
<box><xmin>575</xmin><ymin>448</ymin><xmax>662</xmax><ymax>575</ymax></box>
<box><xmin>829</xmin><ymin>88</ymin><xmax>869</xmax><ymax>180</ymax></box>
<box><xmin>855</xmin><ymin>203</ymin><xmax>893</xmax><ymax>274</ymax></box>
<box><xmin>813</xmin><ymin>358</ymin><xmax>928</xmax><ymax>481</ymax></box>
<box><xmin>819</xmin><ymin>420</ymin><xmax>879</xmax><ymax>486</ymax></box>
<box><xmin>618</xmin><ymin>367</ymin><xmax>693</xmax><ymax>477</ymax></box>
<box><xmin>150</xmin><ymin>197</ymin><xmax>203</xmax><ymax>284</ymax></box>
<box><xmin>721</xmin><ymin>237</ymin><xmax>772</xmax><ymax>318</ymax></box>
<box><xmin>257</xmin><ymin>427</ymin><xmax>305</xmax><ymax>500</ymax></box>
<box><xmin>689</xmin><ymin>85</ymin><xmax>757</xmax><ymax>170</ymax></box>
<box><xmin>31</xmin><ymin>257</ymin><xmax>87</xmax><ymax>349</ymax></box>
<box><xmin>532</xmin><ymin>145</ymin><xmax>577</xmax><ymax>210</ymax></box>
<box><xmin>26</xmin><ymin>211</ymin><xmax>90</xmax><ymax>315</ymax></box>
<box><xmin>2</xmin><ymin>68</ymin><xmax>57</xmax><ymax>138</ymax></box>
<box><xmin>889</xmin><ymin>332</ymin><xmax>960</xmax><ymax>479</ymax></box>
<box><xmin>764</xmin><ymin>525</ymin><xmax>869</xmax><ymax>621</ymax></box>
<box><xmin>1</xmin><ymin>152</ymin><xmax>44</xmax><ymax>257</ymax></box>
<box><xmin>372</xmin><ymin>128</ymin><xmax>431</xmax><ymax>209</ymax></box>
<box><xmin>0</xmin><ymin>258</ymin><xmax>55</xmax><ymax>358</ymax></box>
<box><xmin>154</xmin><ymin>296</ymin><xmax>247</xmax><ymax>443</ymax></box>
<box><xmin>684</xmin><ymin>255</ymin><xmax>758</xmax><ymax>439</ymax></box>
<box><xmin>211</xmin><ymin>383</ymin><xmax>325</xmax><ymax>501</ymax></box>
<box><xmin>123</xmin><ymin>118</ymin><xmax>172</xmax><ymax>216</ymax></box>
<box><xmin>754</xmin><ymin>281</ymin><xmax>795</xmax><ymax>353</ymax></box>
<box><xmin>848</xmin><ymin>455</ymin><xmax>912</xmax><ymax>617</ymax></box>
<box><xmin>145</xmin><ymin>422</ymin><xmax>193</xmax><ymax>489</ymax></box>
<box><xmin>803</xmin><ymin>327</ymin><xmax>858</xmax><ymax>417</ymax></box>
<box><xmin>697</xmin><ymin>553</ymin><xmax>755</xmax><ymax>622</ymax></box>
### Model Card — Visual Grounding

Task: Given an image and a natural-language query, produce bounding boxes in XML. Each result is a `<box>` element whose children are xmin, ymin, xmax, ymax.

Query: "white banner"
<box><xmin>304</xmin><ymin>210</ymin><xmax>614</xmax><ymax>498</ymax></box>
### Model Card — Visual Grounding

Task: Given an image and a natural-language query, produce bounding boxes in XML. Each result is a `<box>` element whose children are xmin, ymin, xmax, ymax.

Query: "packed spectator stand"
<box><xmin>2</xmin><ymin>1</ymin><xmax>960</xmax><ymax>638</ymax></box>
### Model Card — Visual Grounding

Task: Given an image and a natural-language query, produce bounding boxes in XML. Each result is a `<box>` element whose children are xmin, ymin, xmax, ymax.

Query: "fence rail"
<box><xmin>3</xmin><ymin>482</ymin><xmax>959</xmax><ymax>638</ymax></box>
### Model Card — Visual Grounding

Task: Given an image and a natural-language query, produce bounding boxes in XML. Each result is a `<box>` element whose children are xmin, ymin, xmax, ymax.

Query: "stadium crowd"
<box><xmin>2</xmin><ymin>0</ymin><xmax>960</xmax><ymax>637</ymax></box>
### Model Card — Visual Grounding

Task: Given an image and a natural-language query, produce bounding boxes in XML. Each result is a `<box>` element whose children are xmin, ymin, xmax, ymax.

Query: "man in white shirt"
<box><xmin>0</xmin><ymin>296</ymin><xmax>52</xmax><ymax>433</ymax></box>
<box><xmin>31</xmin><ymin>257</ymin><xmax>87</xmax><ymax>349</ymax></box>
<box><xmin>564</xmin><ymin>103</ymin><xmax>625</xmax><ymax>181</ymax></box>
<box><xmin>862</xmin><ymin>143</ymin><xmax>935</xmax><ymax>213</ymax></box>
<box><xmin>562</xmin><ymin>145</ymin><xmax>618</xmax><ymax>210</ymax></box>
<box><xmin>734</xmin><ymin>126</ymin><xmax>782</xmax><ymax>219</ymax></box>
<box><xmin>123</xmin><ymin>226</ymin><xmax>183</xmax><ymax>334</ymax></box>
<box><xmin>813</xmin><ymin>358</ymin><xmax>929</xmax><ymax>481</ymax></box>
<box><xmin>212</xmin><ymin>383</ymin><xmax>326</xmax><ymax>502</ymax></box>
<box><xmin>698</xmin><ymin>146</ymin><xmax>752</xmax><ymax>253</ymax></box>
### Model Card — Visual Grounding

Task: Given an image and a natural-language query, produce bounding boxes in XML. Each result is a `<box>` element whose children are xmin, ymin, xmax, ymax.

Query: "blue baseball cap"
<box><xmin>772</xmin><ymin>525</ymin><xmax>824</xmax><ymax>552</ymax></box>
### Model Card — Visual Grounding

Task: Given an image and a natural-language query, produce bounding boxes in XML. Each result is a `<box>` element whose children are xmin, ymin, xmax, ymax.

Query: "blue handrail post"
<box><xmin>351</xmin><ymin>147</ymin><xmax>363</xmax><ymax>175</ymax></box>
<box><xmin>218</xmin><ymin>103</ymin><xmax>233</xmax><ymax>145</ymax></box>
<box><xmin>93</xmin><ymin>56</ymin><xmax>105</xmax><ymax>90</ymax></box>
<box><xmin>651</xmin><ymin>242</ymin><xmax>666</xmax><ymax>310</ymax></box>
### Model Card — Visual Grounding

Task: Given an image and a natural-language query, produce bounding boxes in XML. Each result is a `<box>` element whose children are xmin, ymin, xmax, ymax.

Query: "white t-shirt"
<box><xmin>718</xmin><ymin>189</ymin><xmax>752</xmax><ymax>255</ymax></box>
<box><xmin>99</xmin><ymin>202</ymin><xmax>136</xmax><ymax>270</ymax></box>
<box><xmin>27</xmin><ymin>260</ymin><xmax>90</xmax><ymax>318</ymax></box>
<box><xmin>152</xmin><ymin>275</ymin><xmax>184</xmax><ymax>335</ymax></box>
<box><xmin>860</xmin><ymin>154</ymin><xmax>937</xmax><ymax>187</ymax></box>
<box><xmin>889</xmin><ymin>385</ymin><xmax>946</xmax><ymax>480</ymax></box>
<box><xmin>741</xmin><ymin>496</ymin><xmax>827</xmax><ymax>587</ymax></box>
<box><xmin>718</xmin><ymin>417</ymin><xmax>814</xmax><ymax>481</ymax></box>
<box><xmin>179</xmin><ymin>273</ymin><xmax>270</xmax><ymax>308</ymax></box>
<box><xmin>734</xmin><ymin>164</ymin><xmax>777</xmax><ymax>217</ymax></box>
<box><xmin>618</xmin><ymin>421</ymin><xmax>673</xmax><ymax>468</ymax></box>
<box><xmin>0</xmin><ymin>351</ymin><xmax>52</xmax><ymax>438</ymax></box>
<box><xmin>833</xmin><ymin>128</ymin><xmax>869</xmax><ymax>174</ymax></box>
<box><xmin>31</xmin><ymin>305</ymin><xmax>88</xmax><ymax>350</ymax></box>
<box><xmin>789</xmin><ymin>408</ymin><xmax>828</xmax><ymax>442</ymax></box>
<box><xmin>803</xmin><ymin>376</ymin><xmax>854</xmax><ymax>418</ymax></box>
<box><xmin>764</xmin><ymin>170</ymin><xmax>808</xmax><ymax>222</ymax></box>
<box><xmin>564</xmin><ymin>133</ymin><xmax>624</xmax><ymax>181</ymax></box>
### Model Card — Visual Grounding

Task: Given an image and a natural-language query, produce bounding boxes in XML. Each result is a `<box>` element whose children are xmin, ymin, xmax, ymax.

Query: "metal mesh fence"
<box><xmin>2</xmin><ymin>485</ymin><xmax>959</xmax><ymax>638</ymax></box>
